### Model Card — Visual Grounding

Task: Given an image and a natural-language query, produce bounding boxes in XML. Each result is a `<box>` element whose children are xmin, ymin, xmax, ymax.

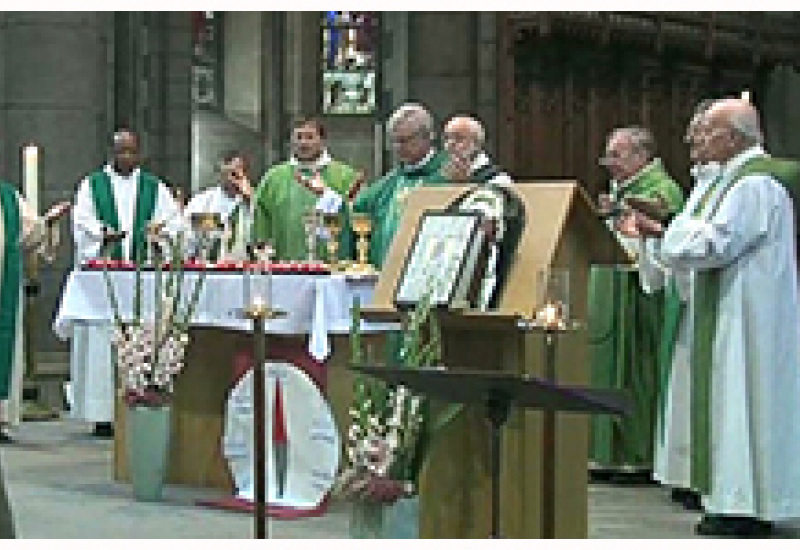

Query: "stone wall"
<box><xmin>0</xmin><ymin>12</ymin><xmax>114</xmax><ymax>358</ymax></box>
<box><xmin>0</xmin><ymin>12</ymin><xmax>192</xmax><ymax>360</ymax></box>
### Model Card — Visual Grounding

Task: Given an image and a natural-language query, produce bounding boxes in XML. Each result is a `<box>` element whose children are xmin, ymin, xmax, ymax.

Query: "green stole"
<box><xmin>688</xmin><ymin>155</ymin><xmax>797</xmax><ymax>494</ymax></box>
<box><xmin>89</xmin><ymin>170</ymin><xmax>159</xmax><ymax>262</ymax></box>
<box><xmin>0</xmin><ymin>183</ymin><xmax>21</xmax><ymax>400</ymax></box>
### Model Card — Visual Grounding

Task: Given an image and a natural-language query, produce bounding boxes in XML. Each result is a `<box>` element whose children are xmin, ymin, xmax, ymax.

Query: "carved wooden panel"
<box><xmin>507</xmin><ymin>31</ymin><xmax>763</xmax><ymax>199</ymax></box>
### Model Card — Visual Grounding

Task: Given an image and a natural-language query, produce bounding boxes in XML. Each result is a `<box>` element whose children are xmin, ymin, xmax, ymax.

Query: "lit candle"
<box><xmin>542</xmin><ymin>303</ymin><xmax>558</xmax><ymax>327</ymax></box>
<box><xmin>536</xmin><ymin>302</ymin><xmax>562</xmax><ymax>330</ymax></box>
<box><xmin>22</xmin><ymin>144</ymin><xmax>39</xmax><ymax>214</ymax></box>
<box><xmin>251</xmin><ymin>295</ymin><xmax>266</xmax><ymax>315</ymax></box>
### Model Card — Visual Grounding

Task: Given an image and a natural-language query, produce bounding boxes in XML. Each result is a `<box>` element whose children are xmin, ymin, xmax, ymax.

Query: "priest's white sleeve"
<box><xmin>659</xmin><ymin>175</ymin><xmax>776</xmax><ymax>271</ymax></box>
<box><xmin>72</xmin><ymin>176</ymin><xmax>105</xmax><ymax>264</ymax></box>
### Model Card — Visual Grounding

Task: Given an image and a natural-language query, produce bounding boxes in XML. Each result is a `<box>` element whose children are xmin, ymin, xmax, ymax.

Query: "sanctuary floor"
<box><xmin>2</xmin><ymin>419</ymin><xmax>798</xmax><ymax>539</ymax></box>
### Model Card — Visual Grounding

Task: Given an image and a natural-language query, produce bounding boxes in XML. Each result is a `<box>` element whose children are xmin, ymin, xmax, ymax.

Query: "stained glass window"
<box><xmin>322</xmin><ymin>12</ymin><xmax>379</xmax><ymax>115</ymax></box>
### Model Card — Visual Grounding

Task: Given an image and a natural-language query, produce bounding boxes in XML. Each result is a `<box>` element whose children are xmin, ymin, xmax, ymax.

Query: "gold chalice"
<box><xmin>190</xmin><ymin>212</ymin><xmax>223</xmax><ymax>234</ymax></box>
<box><xmin>351</xmin><ymin>212</ymin><xmax>373</xmax><ymax>272</ymax></box>
<box><xmin>322</xmin><ymin>212</ymin><xmax>343</xmax><ymax>270</ymax></box>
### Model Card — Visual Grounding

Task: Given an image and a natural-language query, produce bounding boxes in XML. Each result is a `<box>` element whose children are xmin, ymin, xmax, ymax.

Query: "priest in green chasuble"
<box><xmin>622</xmin><ymin>98</ymin><xmax>800</xmax><ymax>537</ymax></box>
<box><xmin>1</xmin><ymin>178</ymin><xmax>70</xmax><ymax>536</ymax></box>
<box><xmin>351</xmin><ymin>103</ymin><xmax>448</xmax><ymax>269</ymax></box>
<box><xmin>1</xmin><ymin>186</ymin><xmax>69</xmax><ymax>443</ymax></box>
<box><xmin>70</xmin><ymin>128</ymin><xmax>183</xmax><ymax>436</ymax></box>
<box><xmin>589</xmin><ymin>127</ymin><xmax>684</xmax><ymax>480</ymax></box>
<box><xmin>252</xmin><ymin>117</ymin><xmax>359</xmax><ymax>261</ymax></box>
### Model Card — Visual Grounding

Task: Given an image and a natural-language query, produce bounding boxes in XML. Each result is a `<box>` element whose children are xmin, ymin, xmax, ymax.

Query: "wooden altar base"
<box><xmin>113</xmin><ymin>326</ymin><xmax>385</xmax><ymax>490</ymax></box>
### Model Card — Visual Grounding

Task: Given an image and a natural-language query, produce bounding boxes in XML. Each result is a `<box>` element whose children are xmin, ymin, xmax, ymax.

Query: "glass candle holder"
<box><xmin>533</xmin><ymin>268</ymin><xmax>571</xmax><ymax>331</ymax></box>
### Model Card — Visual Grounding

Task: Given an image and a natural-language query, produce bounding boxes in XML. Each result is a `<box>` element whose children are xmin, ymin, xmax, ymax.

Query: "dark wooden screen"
<box><xmin>497</xmin><ymin>14</ymin><xmax>794</xmax><ymax>200</ymax></box>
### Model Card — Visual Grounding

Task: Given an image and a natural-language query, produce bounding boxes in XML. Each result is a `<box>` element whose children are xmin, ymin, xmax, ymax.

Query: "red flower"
<box><xmin>123</xmin><ymin>389</ymin><xmax>171</xmax><ymax>408</ymax></box>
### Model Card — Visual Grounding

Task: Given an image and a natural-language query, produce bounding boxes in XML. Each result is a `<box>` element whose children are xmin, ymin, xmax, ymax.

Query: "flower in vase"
<box><xmin>336</xmin><ymin>292</ymin><xmax>460</xmax><ymax>506</ymax></box>
<box><xmin>101</xmin><ymin>231</ymin><xmax>206</xmax><ymax>408</ymax></box>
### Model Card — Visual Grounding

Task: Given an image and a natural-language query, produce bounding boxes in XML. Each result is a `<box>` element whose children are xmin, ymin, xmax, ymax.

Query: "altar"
<box><xmin>54</xmin><ymin>269</ymin><xmax>393</xmax><ymax>491</ymax></box>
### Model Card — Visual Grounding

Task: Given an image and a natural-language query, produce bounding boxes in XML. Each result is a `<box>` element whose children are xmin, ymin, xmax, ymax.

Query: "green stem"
<box><xmin>101</xmin><ymin>264</ymin><xmax>126</xmax><ymax>336</ymax></box>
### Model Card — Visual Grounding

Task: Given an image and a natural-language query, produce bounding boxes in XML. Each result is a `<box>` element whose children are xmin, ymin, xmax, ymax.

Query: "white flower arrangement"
<box><xmin>335</xmin><ymin>292</ymin><xmax>461</xmax><ymax>504</ymax></box>
<box><xmin>101</xmin><ymin>228</ymin><xmax>206</xmax><ymax>407</ymax></box>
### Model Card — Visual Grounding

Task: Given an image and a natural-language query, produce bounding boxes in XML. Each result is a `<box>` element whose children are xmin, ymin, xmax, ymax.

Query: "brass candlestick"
<box><xmin>351</xmin><ymin>212</ymin><xmax>373</xmax><ymax>272</ymax></box>
<box><xmin>242</xmin><ymin>304</ymin><xmax>268</xmax><ymax>540</ymax></box>
<box><xmin>322</xmin><ymin>212</ymin><xmax>342</xmax><ymax>270</ymax></box>
<box><xmin>241</xmin><ymin>242</ymin><xmax>284</xmax><ymax>539</ymax></box>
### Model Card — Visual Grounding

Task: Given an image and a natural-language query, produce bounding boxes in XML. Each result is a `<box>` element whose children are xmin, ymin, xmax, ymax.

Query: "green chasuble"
<box><xmin>252</xmin><ymin>159</ymin><xmax>357</xmax><ymax>261</ymax></box>
<box><xmin>589</xmin><ymin>159</ymin><xmax>685</xmax><ymax>472</ymax></box>
<box><xmin>89</xmin><ymin>170</ymin><xmax>159</xmax><ymax>263</ymax></box>
<box><xmin>689</xmin><ymin>155</ymin><xmax>800</xmax><ymax>494</ymax></box>
<box><xmin>0</xmin><ymin>183</ymin><xmax>22</xmax><ymax>401</ymax></box>
<box><xmin>350</xmin><ymin>150</ymin><xmax>448</xmax><ymax>268</ymax></box>
<box><xmin>349</xmin><ymin>150</ymin><xmax>448</xmax><ymax>367</ymax></box>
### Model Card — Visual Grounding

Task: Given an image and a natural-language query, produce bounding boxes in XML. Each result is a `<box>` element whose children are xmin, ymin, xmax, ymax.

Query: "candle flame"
<box><xmin>536</xmin><ymin>302</ymin><xmax>563</xmax><ymax>329</ymax></box>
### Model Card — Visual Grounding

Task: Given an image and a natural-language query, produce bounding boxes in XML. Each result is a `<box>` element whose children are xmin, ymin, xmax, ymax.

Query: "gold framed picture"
<box><xmin>394</xmin><ymin>211</ymin><xmax>487</xmax><ymax>310</ymax></box>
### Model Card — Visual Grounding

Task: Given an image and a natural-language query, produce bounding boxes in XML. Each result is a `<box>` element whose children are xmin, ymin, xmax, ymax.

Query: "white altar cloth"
<box><xmin>53</xmin><ymin>270</ymin><xmax>388</xmax><ymax>422</ymax></box>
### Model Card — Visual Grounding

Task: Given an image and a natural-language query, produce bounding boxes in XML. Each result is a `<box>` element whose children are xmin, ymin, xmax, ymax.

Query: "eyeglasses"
<box><xmin>390</xmin><ymin>130</ymin><xmax>425</xmax><ymax>146</ymax></box>
<box><xmin>684</xmin><ymin>125</ymin><xmax>733</xmax><ymax>146</ymax></box>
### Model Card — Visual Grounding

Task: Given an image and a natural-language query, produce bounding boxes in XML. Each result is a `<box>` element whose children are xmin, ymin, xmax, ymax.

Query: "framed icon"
<box><xmin>394</xmin><ymin>211</ymin><xmax>486</xmax><ymax>310</ymax></box>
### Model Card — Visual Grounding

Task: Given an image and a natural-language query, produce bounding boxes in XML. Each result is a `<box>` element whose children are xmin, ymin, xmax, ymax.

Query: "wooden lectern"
<box><xmin>361</xmin><ymin>182</ymin><xmax>627</xmax><ymax>538</ymax></box>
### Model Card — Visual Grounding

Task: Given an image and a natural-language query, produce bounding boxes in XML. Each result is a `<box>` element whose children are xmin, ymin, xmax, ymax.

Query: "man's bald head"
<box><xmin>703</xmin><ymin>97</ymin><xmax>764</xmax><ymax>162</ymax></box>
<box><xmin>443</xmin><ymin>115</ymin><xmax>485</xmax><ymax>161</ymax></box>
<box><xmin>706</xmin><ymin>98</ymin><xmax>763</xmax><ymax>145</ymax></box>
<box><xmin>444</xmin><ymin>116</ymin><xmax>485</xmax><ymax>146</ymax></box>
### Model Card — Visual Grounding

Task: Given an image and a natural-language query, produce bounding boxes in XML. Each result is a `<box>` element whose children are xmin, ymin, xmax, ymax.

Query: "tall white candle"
<box><xmin>22</xmin><ymin>144</ymin><xmax>39</xmax><ymax>214</ymax></box>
